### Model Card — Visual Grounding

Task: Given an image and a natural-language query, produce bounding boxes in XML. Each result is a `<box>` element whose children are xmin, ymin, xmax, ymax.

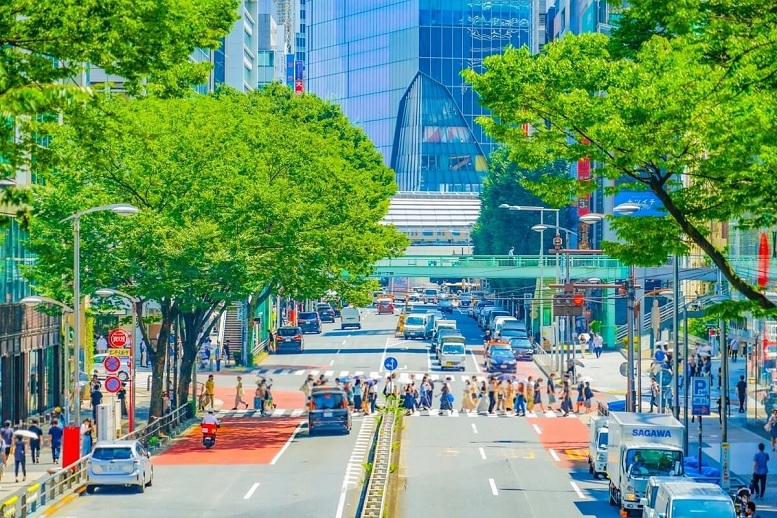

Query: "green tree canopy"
<box><xmin>0</xmin><ymin>0</ymin><xmax>238</xmax><ymax>180</ymax></box>
<box><xmin>463</xmin><ymin>20</ymin><xmax>777</xmax><ymax>314</ymax></box>
<box><xmin>25</xmin><ymin>86</ymin><xmax>406</xmax><ymax>417</ymax></box>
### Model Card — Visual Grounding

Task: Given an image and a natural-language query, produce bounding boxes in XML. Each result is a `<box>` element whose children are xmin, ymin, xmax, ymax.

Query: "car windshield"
<box><xmin>510</xmin><ymin>339</ymin><xmax>533</xmax><ymax>349</ymax></box>
<box><xmin>442</xmin><ymin>345</ymin><xmax>465</xmax><ymax>355</ymax></box>
<box><xmin>317</xmin><ymin>306</ymin><xmax>332</xmax><ymax>311</ymax></box>
<box><xmin>299</xmin><ymin>312</ymin><xmax>317</xmax><ymax>319</ymax></box>
<box><xmin>312</xmin><ymin>393</ymin><xmax>345</xmax><ymax>410</ymax></box>
<box><xmin>492</xmin><ymin>348</ymin><xmax>513</xmax><ymax>358</ymax></box>
<box><xmin>92</xmin><ymin>447</ymin><xmax>134</xmax><ymax>461</ymax></box>
<box><xmin>671</xmin><ymin>499</ymin><xmax>735</xmax><ymax>517</ymax></box>
<box><xmin>276</xmin><ymin>328</ymin><xmax>300</xmax><ymax>337</ymax></box>
<box><xmin>625</xmin><ymin>449</ymin><xmax>684</xmax><ymax>477</ymax></box>
<box><xmin>406</xmin><ymin>317</ymin><xmax>425</xmax><ymax>325</ymax></box>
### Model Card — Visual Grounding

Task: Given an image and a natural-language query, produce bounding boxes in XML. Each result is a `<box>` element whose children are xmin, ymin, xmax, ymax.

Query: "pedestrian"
<box><xmin>163</xmin><ymin>391</ymin><xmax>171</xmax><ymax>414</ymax></box>
<box><xmin>204</xmin><ymin>374</ymin><xmax>215</xmax><ymax>410</ymax></box>
<box><xmin>215</xmin><ymin>342</ymin><xmax>222</xmax><ymax>372</ymax></box>
<box><xmin>0</xmin><ymin>421</ymin><xmax>12</xmax><ymax>460</ymax></box>
<box><xmin>0</xmin><ymin>434</ymin><xmax>5</xmax><ymax>483</ymax></box>
<box><xmin>514</xmin><ymin>382</ymin><xmax>526</xmax><ymax>416</ymax></box>
<box><xmin>767</xmin><ymin>410</ymin><xmax>777</xmax><ymax>451</ymax></box>
<box><xmin>90</xmin><ymin>386</ymin><xmax>103</xmax><ymax>421</ymax></box>
<box><xmin>300</xmin><ymin>374</ymin><xmax>313</xmax><ymax>401</ymax></box>
<box><xmin>255</xmin><ymin>380</ymin><xmax>267</xmax><ymax>415</ymax></box>
<box><xmin>583</xmin><ymin>381</ymin><xmax>594</xmax><ymax>413</ymax></box>
<box><xmin>575</xmin><ymin>381</ymin><xmax>585</xmax><ymax>413</ymax></box>
<box><xmin>48</xmin><ymin>419</ymin><xmax>63</xmax><ymax>463</ymax></box>
<box><xmin>80</xmin><ymin>418</ymin><xmax>93</xmax><ymax>457</ymax></box>
<box><xmin>593</xmin><ymin>333</ymin><xmax>603</xmax><ymax>358</ymax></box>
<box><xmin>403</xmin><ymin>386</ymin><xmax>416</xmax><ymax>415</ymax></box>
<box><xmin>27</xmin><ymin>420</ymin><xmax>42</xmax><ymax>464</ymax></box>
<box><xmin>118</xmin><ymin>383</ymin><xmax>128</xmax><ymax>416</ymax></box>
<box><xmin>223</xmin><ymin>340</ymin><xmax>231</xmax><ymax>367</ymax></box>
<box><xmin>477</xmin><ymin>381</ymin><xmax>490</xmax><ymax>414</ymax></box>
<box><xmin>461</xmin><ymin>380</ymin><xmax>474</xmax><ymax>413</ymax></box>
<box><xmin>13</xmin><ymin>435</ymin><xmax>25</xmax><ymax>482</ymax></box>
<box><xmin>649</xmin><ymin>378</ymin><xmax>659</xmax><ymax>412</ymax></box>
<box><xmin>547</xmin><ymin>373</ymin><xmax>558</xmax><ymax>411</ymax></box>
<box><xmin>139</xmin><ymin>338</ymin><xmax>148</xmax><ymax>368</ymax></box>
<box><xmin>505</xmin><ymin>381</ymin><xmax>515</xmax><ymax>414</ymax></box>
<box><xmin>508</xmin><ymin>246</ymin><xmax>514</xmax><ymax>257</ymax></box>
<box><xmin>96</xmin><ymin>334</ymin><xmax>108</xmax><ymax>353</ymax></box>
<box><xmin>752</xmin><ymin>442</ymin><xmax>769</xmax><ymax>499</ymax></box>
<box><xmin>737</xmin><ymin>375</ymin><xmax>748</xmax><ymax>413</ymax></box>
<box><xmin>368</xmin><ymin>381</ymin><xmax>378</xmax><ymax>413</ymax></box>
<box><xmin>747</xmin><ymin>501</ymin><xmax>762</xmax><ymax>517</ymax></box>
<box><xmin>382</xmin><ymin>376</ymin><xmax>395</xmax><ymax>403</ymax></box>
<box><xmin>561</xmin><ymin>380</ymin><xmax>573</xmax><ymax>417</ymax></box>
<box><xmin>487</xmin><ymin>378</ymin><xmax>497</xmax><ymax>414</ymax></box>
<box><xmin>90</xmin><ymin>373</ymin><xmax>101</xmax><ymax>392</ymax></box>
<box><xmin>533</xmin><ymin>378</ymin><xmax>547</xmax><ymax>413</ymax></box>
<box><xmin>496</xmin><ymin>381</ymin><xmax>506</xmax><ymax>412</ymax></box>
<box><xmin>353</xmin><ymin>379</ymin><xmax>363</xmax><ymax>413</ymax></box>
<box><xmin>730</xmin><ymin>338</ymin><xmax>739</xmax><ymax>363</ymax></box>
<box><xmin>232</xmin><ymin>376</ymin><xmax>248</xmax><ymax>410</ymax></box>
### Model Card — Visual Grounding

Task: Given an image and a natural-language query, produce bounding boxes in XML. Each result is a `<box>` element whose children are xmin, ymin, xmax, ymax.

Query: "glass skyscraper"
<box><xmin>306</xmin><ymin>0</ymin><xmax>535</xmax><ymax>193</ymax></box>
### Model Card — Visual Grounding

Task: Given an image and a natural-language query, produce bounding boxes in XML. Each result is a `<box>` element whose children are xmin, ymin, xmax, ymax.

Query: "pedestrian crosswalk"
<box><xmin>211</xmin><ymin>408</ymin><xmax>579</xmax><ymax>420</ymax></box>
<box><xmin>404</xmin><ymin>409</ymin><xmax>579</xmax><ymax>419</ymax></box>
<box><xmin>251</xmin><ymin>367</ymin><xmax>492</xmax><ymax>383</ymax></box>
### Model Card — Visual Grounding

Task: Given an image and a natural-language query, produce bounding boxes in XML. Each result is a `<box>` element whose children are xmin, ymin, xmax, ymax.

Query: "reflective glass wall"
<box><xmin>307</xmin><ymin>0</ymin><xmax>534</xmax><ymax>193</ymax></box>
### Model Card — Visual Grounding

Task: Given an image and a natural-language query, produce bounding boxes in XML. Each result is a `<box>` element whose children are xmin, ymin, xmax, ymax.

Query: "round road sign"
<box><xmin>657</xmin><ymin>369</ymin><xmax>673</xmax><ymax>387</ymax></box>
<box><xmin>103</xmin><ymin>356</ymin><xmax>121</xmax><ymax>373</ymax></box>
<box><xmin>384</xmin><ymin>356</ymin><xmax>398</xmax><ymax>371</ymax></box>
<box><xmin>108</xmin><ymin>328</ymin><xmax>131</xmax><ymax>348</ymax></box>
<box><xmin>619</xmin><ymin>362</ymin><xmax>629</xmax><ymax>377</ymax></box>
<box><xmin>104</xmin><ymin>375</ymin><xmax>122</xmax><ymax>393</ymax></box>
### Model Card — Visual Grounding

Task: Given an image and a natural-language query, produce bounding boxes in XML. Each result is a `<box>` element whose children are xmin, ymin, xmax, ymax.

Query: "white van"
<box><xmin>492</xmin><ymin>316</ymin><xmax>518</xmax><ymax>339</ymax></box>
<box><xmin>340</xmin><ymin>307</ymin><xmax>361</xmax><ymax>330</ymax></box>
<box><xmin>439</xmin><ymin>337</ymin><xmax>466</xmax><ymax>371</ymax></box>
<box><xmin>645</xmin><ymin>481</ymin><xmax>735</xmax><ymax>518</ymax></box>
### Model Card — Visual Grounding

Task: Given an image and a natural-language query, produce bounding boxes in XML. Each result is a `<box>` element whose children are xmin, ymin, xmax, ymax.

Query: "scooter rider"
<box><xmin>202</xmin><ymin>410</ymin><xmax>220</xmax><ymax>427</ymax></box>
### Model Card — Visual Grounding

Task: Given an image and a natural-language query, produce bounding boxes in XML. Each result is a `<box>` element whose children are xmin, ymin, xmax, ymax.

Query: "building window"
<box><xmin>421</xmin><ymin>155</ymin><xmax>438</xmax><ymax>171</ymax></box>
<box><xmin>258</xmin><ymin>51</ymin><xmax>274</xmax><ymax>67</ymax></box>
<box><xmin>29</xmin><ymin>350</ymin><xmax>39</xmax><ymax>414</ymax></box>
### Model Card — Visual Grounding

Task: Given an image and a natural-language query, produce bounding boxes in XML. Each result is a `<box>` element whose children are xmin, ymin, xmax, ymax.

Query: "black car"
<box><xmin>509</xmin><ymin>337</ymin><xmax>535</xmax><ymax>361</ymax></box>
<box><xmin>274</xmin><ymin>326</ymin><xmax>304</xmax><ymax>353</ymax></box>
<box><xmin>308</xmin><ymin>386</ymin><xmax>351</xmax><ymax>435</ymax></box>
<box><xmin>298</xmin><ymin>312</ymin><xmax>322</xmax><ymax>333</ymax></box>
<box><xmin>316</xmin><ymin>304</ymin><xmax>336</xmax><ymax>323</ymax></box>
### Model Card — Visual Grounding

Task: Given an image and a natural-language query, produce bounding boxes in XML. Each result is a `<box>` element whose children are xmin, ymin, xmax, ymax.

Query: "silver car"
<box><xmin>86</xmin><ymin>440</ymin><xmax>153</xmax><ymax>494</ymax></box>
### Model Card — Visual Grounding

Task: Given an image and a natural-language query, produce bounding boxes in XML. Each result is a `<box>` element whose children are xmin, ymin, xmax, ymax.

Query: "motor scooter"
<box><xmin>202</xmin><ymin>423</ymin><xmax>219</xmax><ymax>449</ymax></box>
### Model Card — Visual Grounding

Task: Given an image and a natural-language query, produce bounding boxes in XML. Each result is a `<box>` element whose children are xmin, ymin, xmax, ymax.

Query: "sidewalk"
<box><xmin>547</xmin><ymin>350</ymin><xmax>777</xmax><ymax>515</ymax></box>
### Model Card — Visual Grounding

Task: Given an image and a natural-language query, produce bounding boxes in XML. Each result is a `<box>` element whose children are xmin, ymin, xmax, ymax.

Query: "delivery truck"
<box><xmin>606</xmin><ymin>412</ymin><xmax>685</xmax><ymax>514</ymax></box>
<box><xmin>588</xmin><ymin>416</ymin><xmax>609</xmax><ymax>479</ymax></box>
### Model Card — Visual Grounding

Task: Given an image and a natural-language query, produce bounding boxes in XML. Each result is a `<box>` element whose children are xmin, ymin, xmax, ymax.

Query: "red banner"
<box><xmin>577</xmin><ymin>158</ymin><xmax>591</xmax><ymax>216</ymax></box>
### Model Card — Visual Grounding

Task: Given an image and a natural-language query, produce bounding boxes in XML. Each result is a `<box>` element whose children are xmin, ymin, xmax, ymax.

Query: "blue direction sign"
<box><xmin>384</xmin><ymin>356</ymin><xmax>398</xmax><ymax>371</ymax></box>
<box><xmin>691</xmin><ymin>376</ymin><xmax>711</xmax><ymax>416</ymax></box>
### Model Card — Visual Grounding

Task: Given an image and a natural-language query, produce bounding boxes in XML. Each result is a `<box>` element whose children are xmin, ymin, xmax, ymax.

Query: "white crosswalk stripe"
<box><xmin>251</xmin><ymin>367</ymin><xmax>494</xmax><ymax>383</ymax></box>
<box><xmin>213</xmin><ymin>409</ymin><xmax>378</xmax><ymax>420</ymax></box>
<box><xmin>403</xmin><ymin>410</ymin><xmax>577</xmax><ymax>419</ymax></box>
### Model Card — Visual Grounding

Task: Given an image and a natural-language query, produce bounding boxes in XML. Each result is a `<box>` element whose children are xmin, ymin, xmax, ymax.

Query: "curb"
<box><xmin>41</xmin><ymin>484</ymin><xmax>85</xmax><ymax>516</ymax></box>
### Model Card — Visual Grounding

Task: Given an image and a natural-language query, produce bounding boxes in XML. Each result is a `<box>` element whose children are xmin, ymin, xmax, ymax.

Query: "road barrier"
<box><xmin>252</xmin><ymin>337</ymin><xmax>271</xmax><ymax>356</ymax></box>
<box><xmin>1</xmin><ymin>405</ymin><xmax>192</xmax><ymax>518</ymax></box>
<box><xmin>359</xmin><ymin>401</ymin><xmax>399</xmax><ymax>518</ymax></box>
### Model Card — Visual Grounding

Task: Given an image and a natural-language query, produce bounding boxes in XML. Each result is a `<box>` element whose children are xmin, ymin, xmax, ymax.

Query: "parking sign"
<box><xmin>691</xmin><ymin>377</ymin><xmax>711</xmax><ymax>416</ymax></box>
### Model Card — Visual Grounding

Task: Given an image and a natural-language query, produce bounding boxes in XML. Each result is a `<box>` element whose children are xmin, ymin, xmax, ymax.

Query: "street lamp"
<box><xmin>62</xmin><ymin>204</ymin><xmax>139</xmax><ymax>424</ymax></box>
<box><xmin>21</xmin><ymin>296</ymin><xmax>75</xmax><ymax>424</ymax></box>
<box><xmin>95</xmin><ymin>288</ymin><xmax>140</xmax><ymax>432</ymax></box>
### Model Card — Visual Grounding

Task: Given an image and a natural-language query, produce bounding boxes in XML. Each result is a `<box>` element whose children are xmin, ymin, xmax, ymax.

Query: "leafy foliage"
<box><xmin>463</xmin><ymin>23</ymin><xmax>777</xmax><ymax>312</ymax></box>
<box><xmin>24</xmin><ymin>87</ymin><xmax>406</xmax><ymax>416</ymax></box>
<box><xmin>0</xmin><ymin>0</ymin><xmax>238</xmax><ymax>181</ymax></box>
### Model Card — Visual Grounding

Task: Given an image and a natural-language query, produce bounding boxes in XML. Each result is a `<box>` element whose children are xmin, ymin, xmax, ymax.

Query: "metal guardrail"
<box><xmin>1</xmin><ymin>405</ymin><xmax>191</xmax><ymax>518</ymax></box>
<box><xmin>360</xmin><ymin>401</ymin><xmax>398</xmax><ymax>518</ymax></box>
<box><xmin>252</xmin><ymin>337</ymin><xmax>270</xmax><ymax>356</ymax></box>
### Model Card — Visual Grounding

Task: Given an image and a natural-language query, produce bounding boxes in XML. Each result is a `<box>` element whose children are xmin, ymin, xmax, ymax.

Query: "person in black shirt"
<box><xmin>90</xmin><ymin>387</ymin><xmax>103</xmax><ymax>420</ymax></box>
<box><xmin>27</xmin><ymin>419</ymin><xmax>43</xmax><ymax>463</ymax></box>
<box><xmin>737</xmin><ymin>375</ymin><xmax>748</xmax><ymax>413</ymax></box>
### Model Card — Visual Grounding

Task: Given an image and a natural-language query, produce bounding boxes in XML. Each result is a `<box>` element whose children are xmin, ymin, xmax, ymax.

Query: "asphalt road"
<box><xmin>55</xmin><ymin>308</ymin><xmax>391</xmax><ymax>518</ymax></box>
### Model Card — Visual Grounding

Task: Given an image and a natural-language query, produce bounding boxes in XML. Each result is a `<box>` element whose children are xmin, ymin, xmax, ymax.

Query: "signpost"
<box><xmin>384</xmin><ymin>356</ymin><xmax>398</xmax><ymax>372</ymax></box>
<box><xmin>108</xmin><ymin>328</ymin><xmax>131</xmax><ymax>349</ymax></box>
<box><xmin>691</xmin><ymin>376</ymin><xmax>711</xmax><ymax>473</ymax></box>
<box><xmin>103</xmin><ymin>355</ymin><xmax>121</xmax><ymax>374</ymax></box>
<box><xmin>104</xmin><ymin>375</ymin><xmax>122</xmax><ymax>394</ymax></box>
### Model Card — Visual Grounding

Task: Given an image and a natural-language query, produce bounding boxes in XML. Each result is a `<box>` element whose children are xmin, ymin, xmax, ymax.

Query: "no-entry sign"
<box><xmin>103</xmin><ymin>356</ymin><xmax>121</xmax><ymax>373</ymax></box>
<box><xmin>109</xmin><ymin>328</ymin><xmax>132</xmax><ymax>348</ymax></box>
<box><xmin>104</xmin><ymin>375</ymin><xmax>122</xmax><ymax>393</ymax></box>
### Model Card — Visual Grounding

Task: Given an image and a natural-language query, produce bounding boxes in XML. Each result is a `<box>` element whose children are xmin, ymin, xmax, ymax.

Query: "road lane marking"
<box><xmin>479</xmin><ymin>447</ymin><xmax>487</xmax><ymax>460</ymax></box>
<box><xmin>243</xmin><ymin>482</ymin><xmax>260</xmax><ymax>500</ymax></box>
<box><xmin>469</xmin><ymin>348</ymin><xmax>482</xmax><ymax>374</ymax></box>
<box><xmin>310</xmin><ymin>370</ymin><xmax>320</xmax><ymax>376</ymax></box>
<box><xmin>427</xmin><ymin>347</ymin><xmax>432</xmax><ymax>372</ymax></box>
<box><xmin>290</xmin><ymin>409</ymin><xmax>304</xmax><ymax>418</ymax></box>
<box><xmin>270</xmin><ymin>422</ymin><xmax>303</xmax><ymax>465</ymax></box>
<box><xmin>570</xmin><ymin>481</ymin><xmax>586</xmax><ymax>499</ymax></box>
<box><xmin>293</xmin><ymin>369</ymin><xmax>305</xmax><ymax>375</ymax></box>
<box><xmin>489</xmin><ymin>478</ymin><xmax>498</xmax><ymax>496</ymax></box>
<box><xmin>549</xmin><ymin>449</ymin><xmax>560</xmax><ymax>462</ymax></box>
<box><xmin>342</xmin><ymin>340</ymin><xmax>347</xmax><ymax>345</ymax></box>
<box><xmin>272</xmin><ymin>408</ymin><xmax>286</xmax><ymax>417</ymax></box>
<box><xmin>532</xmin><ymin>424</ymin><xmax>542</xmax><ymax>435</ymax></box>
<box><xmin>329</xmin><ymin>360</ymin><xmax>335</xmax><ymax>366</ymax></box>
<box><xmin>325</xmin><ymin>370</ymin><xmax>334</xmax><ymax>377</ymax></box>
<box><xmin>339</xmin><ymin>371</ymin><xmax>349</xmax><ymax>377</ymax></box>
<box><xmin>471</xmin><ymin>423</ymin><xmax>478</xmax><ymax>434</ymax></box>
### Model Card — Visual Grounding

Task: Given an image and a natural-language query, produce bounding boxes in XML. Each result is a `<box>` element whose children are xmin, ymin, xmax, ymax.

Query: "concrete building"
<box><xmin>305</xmin><ymin>0</ymin><xmax>539</xmax><ymax>193</ymax></box>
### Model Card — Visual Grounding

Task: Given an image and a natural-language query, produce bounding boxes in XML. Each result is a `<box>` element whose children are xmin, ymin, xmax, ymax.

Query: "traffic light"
<box><xmin>553</xmin><ymin>292</ymin><xmax>585</xmax><ymax>317</ymax></box>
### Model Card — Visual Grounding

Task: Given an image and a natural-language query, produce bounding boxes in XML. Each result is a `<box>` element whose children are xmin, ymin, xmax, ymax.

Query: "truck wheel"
<box><xmin>608</xmin><ymin>487</ymin><xmax>617</xmax><ymax>507</ymax></box>
<box><xmin>588</xmin><ymin>462</ymin><xmax>593</xmax><ymax>474</ymax></box>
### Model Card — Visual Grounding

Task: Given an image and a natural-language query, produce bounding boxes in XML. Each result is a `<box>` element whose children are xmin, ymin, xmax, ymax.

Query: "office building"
<box><xmin>306</xmin><ymin>0</ymin><xmax>538</xmax><ymax>193</ymax></box>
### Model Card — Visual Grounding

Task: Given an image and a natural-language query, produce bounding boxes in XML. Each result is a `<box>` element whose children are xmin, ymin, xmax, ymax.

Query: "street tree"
<box><xmin>25</xmin><ymin>87</ymin><xmax>405</xmax><ymax>418</ymax></box>
<box><xmin>0</xmin><ymin>0</ymin><xmax>237</xmax><ymax>182</ymax></box>
<box><xmin>463</xmin><ymin>28</ymin><xmax>777</xmax><ymax>315</ymax></box>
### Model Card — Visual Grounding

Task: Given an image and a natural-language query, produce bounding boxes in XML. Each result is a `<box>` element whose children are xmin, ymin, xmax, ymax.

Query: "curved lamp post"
<box><xmin>95</xmin><ymin>288</ymin><xmax>140</xmax><ymax>432</ymax></box>
<box><xmin>21</xmin><ymin>296</ymin><xmax>75</xmax><ymax>424</ymax></box>
<box><xmin>61</xmin><ymin>204</ymin><xmax>139</xmax><ymax>424</ymax></box>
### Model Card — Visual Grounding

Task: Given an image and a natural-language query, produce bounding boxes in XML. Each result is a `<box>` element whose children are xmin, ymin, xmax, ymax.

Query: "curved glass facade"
<box><xmin>306</xmin><ymin>0</ymin><xmax>534</xmax><ymax>192</ymax></box>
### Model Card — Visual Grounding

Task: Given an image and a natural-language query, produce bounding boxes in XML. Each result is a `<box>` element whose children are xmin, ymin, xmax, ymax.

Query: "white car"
<box><xmin>86</xmin><ymin>440</ymin><xmax>153</xmax><ymax>494</ymax></box>
<box><xmin>92</xmin><ymin>353</ymin><xmax>131</xmax><ymax>381</ymax></box>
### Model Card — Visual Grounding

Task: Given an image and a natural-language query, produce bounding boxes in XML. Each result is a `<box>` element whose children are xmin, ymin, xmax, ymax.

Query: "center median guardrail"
<box><xmin>359</xmin><ymin>400</ymin><xmax>399</xmax><ymax>518</ymax></box>
<box><xmin>1</xmin><ymin>404</ymin><xmax>192</xmax><ymax>518</ymax></box>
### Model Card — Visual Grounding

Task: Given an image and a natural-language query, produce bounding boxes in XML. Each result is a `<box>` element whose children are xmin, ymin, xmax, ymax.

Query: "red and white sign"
<box><xmin>108</xmin><ymin>328</ymin><xmax>132</xmax><ymax>349</ymax></box>
<box><xmin>103</xmin><ymin>355</ymin><xmax>122</xmax><ymax>373</ymax></box>
<box><xmin>104</xmin><ymin>375</ymin><xmax>122</xmax><ymax>394</ymax></box>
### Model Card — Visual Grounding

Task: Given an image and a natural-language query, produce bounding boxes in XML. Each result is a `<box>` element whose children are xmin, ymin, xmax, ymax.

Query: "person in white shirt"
<box><xmin>201</xmin><ymin>410</ymin><xmax>220</xmax><ymax>427</ymax></box>
<box><xmin>96</xmin><ymin>335</ymin><xmax>108</xmax><ymax>353</ymax></box>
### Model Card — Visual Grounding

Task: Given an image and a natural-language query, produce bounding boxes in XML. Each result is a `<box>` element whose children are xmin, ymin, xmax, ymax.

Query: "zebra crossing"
<box><xmin>251</xmin><ymin>367</ymin><xmax>491</xmax><ymax>383</ymax></box>
<box><xmin>211</xmin><ymin>408</ymin><xmax>577</xmax><ymax>419</ymax></box>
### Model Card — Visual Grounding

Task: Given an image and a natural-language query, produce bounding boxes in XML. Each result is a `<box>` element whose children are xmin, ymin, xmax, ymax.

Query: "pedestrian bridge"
<box><xmin>372</xmin><ymin>254</ymin><xmax>724</xmax><ymax>281</ymax></box>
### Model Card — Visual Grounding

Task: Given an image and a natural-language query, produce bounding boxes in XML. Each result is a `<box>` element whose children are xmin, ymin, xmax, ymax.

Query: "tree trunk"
<box><xmin>177</xmin><ymin>303</ymin><xmax>226</xmax><ymax>407</ymax></box>
<box><xmin>148</xmin><ymin>318</ymin><xmax>172</xmax><ymax>420</ymax></box>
